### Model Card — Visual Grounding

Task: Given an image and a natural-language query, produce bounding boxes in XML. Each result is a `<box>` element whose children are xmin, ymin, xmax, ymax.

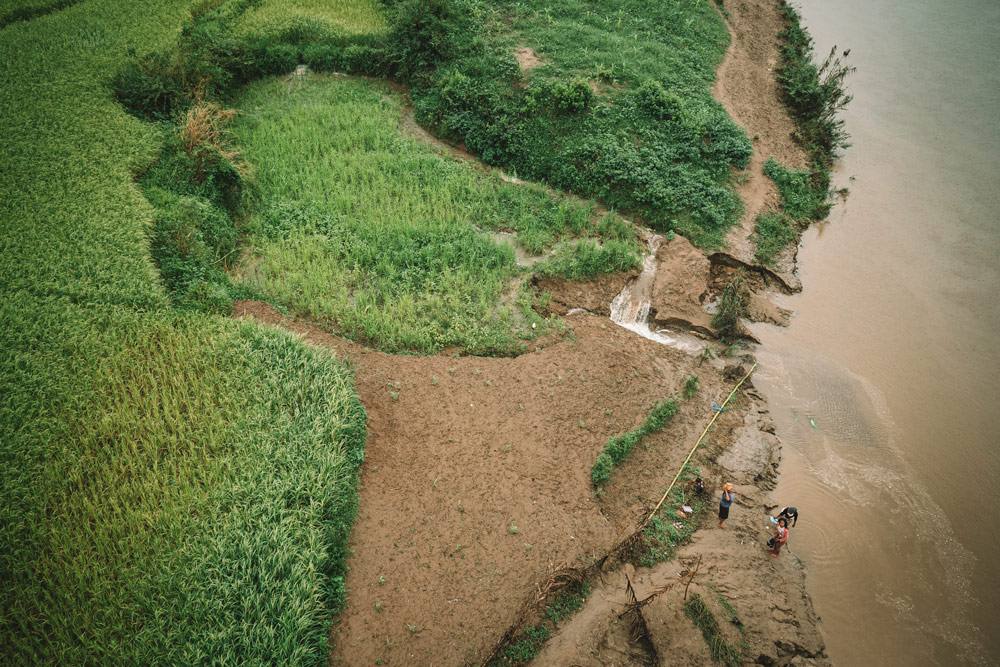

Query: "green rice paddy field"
<box><xmin>0</xmin><ymin>1</ymin><xmax>373</xmax><ymax>663</ymax></box>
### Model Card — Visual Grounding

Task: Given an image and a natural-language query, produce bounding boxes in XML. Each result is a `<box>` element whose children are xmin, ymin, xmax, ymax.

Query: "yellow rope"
<box><xmin>644</xmin><ymin>361</ymin><xmax>757</xmax><ymax>524</ymax></box>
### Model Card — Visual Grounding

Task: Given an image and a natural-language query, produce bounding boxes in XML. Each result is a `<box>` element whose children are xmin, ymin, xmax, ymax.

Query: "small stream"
<box><xmin>608</xmin><ymin>231</ymin><xmax>704</xmax><ymax>354</ymax></box>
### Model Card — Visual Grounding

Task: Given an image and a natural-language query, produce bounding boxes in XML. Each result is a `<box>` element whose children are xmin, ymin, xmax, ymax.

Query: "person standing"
<box><xmin>777</xmin><ymin>506</ymin><xmax>798</xmax><ymax>527</ymax></box>
<box><xmin>767</xmin><ymin>517</ymin><xmax>789</xmax><ymax>557</ymax></box>
<box><xmin>718</xmin><ymin>483</ymin><xmax>740</xmax><ymax>528</ymax></box>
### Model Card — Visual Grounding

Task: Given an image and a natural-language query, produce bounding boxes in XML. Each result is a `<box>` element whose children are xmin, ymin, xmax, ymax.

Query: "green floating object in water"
<box><xmin>809</xmin><ymin>418</ymin><xmax>818</xmax><ymax>429</ymax></box>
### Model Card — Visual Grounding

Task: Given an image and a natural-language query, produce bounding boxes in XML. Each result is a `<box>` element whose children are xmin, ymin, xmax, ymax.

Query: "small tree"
<box><xmin>712</xmin><ymin>270</ymin><xmax>749</xmax><ymax>340</ymax></box>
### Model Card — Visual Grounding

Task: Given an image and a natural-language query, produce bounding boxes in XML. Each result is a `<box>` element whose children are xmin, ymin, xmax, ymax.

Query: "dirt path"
<box><xmin>712</xmin><ymin>0</ymin><xmax>809</xmax><ymax>291</ymax></box>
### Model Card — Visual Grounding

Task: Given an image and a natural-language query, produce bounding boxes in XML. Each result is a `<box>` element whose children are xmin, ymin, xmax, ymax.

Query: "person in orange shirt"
<box><xmin>718</xmin><ymin>483</ymin><xmax>740</xmax><ymax>528</ymax></box>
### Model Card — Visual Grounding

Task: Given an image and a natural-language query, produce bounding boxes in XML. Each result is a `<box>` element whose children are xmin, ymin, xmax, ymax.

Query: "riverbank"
<box><xmin>232</xmin><ymin>0</ymin><xmax>834</xmax><ymax>662</ymax></box>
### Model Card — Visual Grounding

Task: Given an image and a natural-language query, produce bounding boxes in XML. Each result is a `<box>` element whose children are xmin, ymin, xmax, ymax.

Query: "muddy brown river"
<box><xmin>748</xmin><ymin>0</ymin><xmax>1000</xmax><ymax>664</ymax></box>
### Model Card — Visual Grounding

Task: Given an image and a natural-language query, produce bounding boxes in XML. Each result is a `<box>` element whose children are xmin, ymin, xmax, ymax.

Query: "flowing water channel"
<box><xmin>609</xmin><ymin>231</ymin><xmax>704</xmax><ymax>353</ymax></box>
<box><xmin>745</xmin><ymin>0</ymin><xmax>1000</xmax><ymax>664</ymax></box>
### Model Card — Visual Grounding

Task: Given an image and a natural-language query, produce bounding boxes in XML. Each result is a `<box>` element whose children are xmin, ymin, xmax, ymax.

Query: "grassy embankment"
<box><xmin>751</xmin><ymin>2</ymin><xmax>854</xmax><ymax>265</ymax></box>
<box><xmin>0</xmin><ymin>1</ymin><xmax>369</xmax><ymax>663</ymax></box>
<box><xmin>388</xmin><ymin>0</ymin><xmax>753</xmax><ymax>249</ymax></box>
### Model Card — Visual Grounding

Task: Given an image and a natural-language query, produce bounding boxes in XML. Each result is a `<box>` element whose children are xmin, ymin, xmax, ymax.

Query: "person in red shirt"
<box><xmin>767</xmin><ymin>517</ymin><xmax>789</xmax><ymax>557</ymax></box>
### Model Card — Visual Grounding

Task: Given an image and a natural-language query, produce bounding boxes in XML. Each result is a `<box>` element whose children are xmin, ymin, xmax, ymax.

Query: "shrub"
<box><xmin>752</xmin><ymin>209</ymin><xmax>799</xmax><ymax>267</ymax></box>
<box><xmin>777</xmin><ymin>3</ymin><xmax>854</xmax><ymax>161</ymax></box>
<box><xmin>763</xmin><ymin>157</ymin><xmax>828</xmax><ymax>220</ymax></box>
<box><xmin>110</xmin><ymin>51</ymin><xmax>188</xmax><ymax>120</ymax></box>
<box><xmin>683</xmin><ymin>374</ymin><xmax>699</xmax><ymax>398</ymax></box>
<box><xmin>387</xmin><ymin>0</ymin><xmax>474</xmax><ymax>82</ymax></box>
<box><xmin>390</xmin><ymin>0</ymin><xmax>753</xmax><ymax>249</ymax></box>
<box><xmin>636</xmin><ymin>79</ymin><xmax>684</xmax><ymax>120</ymax></box>
<box><xmin>644</xmin><ymin>398</ymin><xmax>679</xmax><ymax>432</ymax></box>
<box><xmin>303</xmin><ymin>42</ymin><xmax>343</xmax><ymax>71</ymax></box>
<box><xmin>591</xmin><ymin>453</ymin><xmax>613</xmax><ymax>486</ymax></box>
<box><xmin>553</xmin><ymin>78</ymin><xmax>593</xmax><ymax>113</ymax></box>
<box><xmin>711</xmin><ymin>269</ymin><xmax>749</xmax><ymax>340</ymax></box>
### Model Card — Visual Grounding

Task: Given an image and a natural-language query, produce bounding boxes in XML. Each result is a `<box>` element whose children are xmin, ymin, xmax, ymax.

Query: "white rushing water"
<box><xmin>608</xmin><ymin>232</ymin><xmax>703</xmax><ymax>354</ymax></box>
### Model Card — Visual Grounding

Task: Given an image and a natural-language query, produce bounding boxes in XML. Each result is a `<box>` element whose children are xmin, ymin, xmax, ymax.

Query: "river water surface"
<box><xmin>748</xmin><ymin>0</ymin><xmax>1000</xmax><ymax>664</ymax></box>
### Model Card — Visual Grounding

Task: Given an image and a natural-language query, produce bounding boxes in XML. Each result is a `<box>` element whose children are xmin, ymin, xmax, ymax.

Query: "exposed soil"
<box><xmin>515</xmin><ymin>46</ymin><xmax>542</xmax><ymax>71</ymax></box>
<box><xmin>234</xmin><ymin>301</ymin><xmax>759</xmax><ymax>666</ymax></box>
<box><xmin>236</xmin><ymin>297</ymin><xmax>826</xmax><ymax>666</ymax></box>
<box><xmin>648</xmin><ymin>235</ymin><xmax>717</xmax><ymax>336</ymax></box>
<box><xmin>533</xmin><ymin>272</ymin><xmax>634</xmax><ymax>318</ymax></box>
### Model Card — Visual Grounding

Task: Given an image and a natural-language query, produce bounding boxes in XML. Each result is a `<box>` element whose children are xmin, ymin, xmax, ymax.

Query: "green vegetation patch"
<box><xmin>231</xmin><ymin>0</ymin><xmax>387</xmax><ymax>41</ymax></box>
<box><xmin>639</xmin><ymin>464</ymin><xmax>707</xmax><ymax>567</ymax></box>
<box><xmin>710</xmin><ymin>268</ymin><xmax>749</xmax><ymax>340</ymax></box>
<box><xmin>684</xmin><ymin>594</ymin><xmax>742</xmax><ymax>666</ymax></box>
<box><xmin>751</xmin><ymin>209</ymin><xmax>800</xmax><ymax>267</ymax></box>
<box><xmin>388</xmin><ymin>0</ymin><xmax>752</xmax><ymax>248</ymax></box>
<box><xmin>763</xmin><ymin>156</ymin><xmax>828</xmax><ymax>221</ymax></box>
<box><xmin>2</xmin><ymin>303</ymin><xmax>366</xmax><ymax>664</ymax></box>
<box><xmin>231</xmin><ymin>74</ymin><xmax>640</xmax><ymax>354</ymax></box>
<box><xmin>752</xmin><ymin>158</ymin><xmax>827</xmax><ymax>266</ymax></box>
<box><xmin>591</xmin><ymin>398</ymin><xmax>678</xmax><ymax>487</ymax></box>
<box><xmin>753</xmin><ymin>1</ymin><xmax>854</xmax><ymax>265</ymax></box>
<box><xmin>1</xmin><ymin>0</ymin><xmax>370</xmax><ymax>662</ymax></box>
<box><xmin>491</xmin><ymin>579</ymin><xmax>591</xmax><ymax>665</ymax></box>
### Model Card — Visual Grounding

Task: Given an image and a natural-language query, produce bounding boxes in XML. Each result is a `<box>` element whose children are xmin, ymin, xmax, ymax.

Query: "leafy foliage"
<box><xmin>711</xmin><ymin>269</ymin><xmax>749</xmax><ymax>340</ymax></box>
<box><xmin>752</xmin><ymin>158</ymin><xmax>829</xmax><ymax>266</ymax></box>
<box><xmin>110</xmin><ymin>0</ymin><xmax>390</xmax><ymax>121</ymax></box>
<box><xmin>683</xmin><ymin>373</ymin><xmax>699</xmax><ymax>398</ymax></box>
<box><xmin>776</xmin><ymin>3</ymin><xmax>855</xmax><ymax>161</ymax></box>
<box><xmin>751</xmin><ymin>210</ymin><xmax>799</xmax><ymax>267</ymax></box>
<box><xmin>388</xmin><ymin>0</ymin><xmax>752</xmax><ymax>248</ymax></box>
<box><xmin>751</xmin><ymin>1</ymin><xmax>854</xmax><ymax>264</ymax></box>
<box><xmin>591</xmin><ymin>398</ymin><xmax>678</xmax><ymax>487</ymax></box>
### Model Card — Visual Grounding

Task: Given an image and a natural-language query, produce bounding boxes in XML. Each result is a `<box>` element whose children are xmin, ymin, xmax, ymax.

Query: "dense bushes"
<box><xmin>111</xmin><ymin>0</ymin><xmax>390</xmax><ymax>121</ymax></box>
<box><xmin>388</xmin><ymin>0</ymin><xmax>752</xmax><ymax>248</ymax></box>
<box><xmin>776</xmin><ymin>3</ymin><xmax>854</xmax><ymax>162</ymax></box>
<box><xmin>752</xmin><ymin>2</ymin><xmax>853</xmax><ymax>265</ymax></box>
<box><xmin>751</xmin><ymin>157</ymin><xmax>829</xmax><ymax>266</ymax></box>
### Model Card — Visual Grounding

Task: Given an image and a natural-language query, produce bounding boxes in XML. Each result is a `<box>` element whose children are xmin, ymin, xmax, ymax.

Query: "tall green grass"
<box><xmin>2</xmin><ymin>300</ymin><xmax>366</xmax><ymax>664</ymax></box>
<box><xmin>1</xmin><ymin>1</ymin><xmax>369</xmax><ymax>662</ymax></box>
<box><xmin>231</xmin><ymin>0</ymin><xmax>386</xmax><ymax>40</ymax></box>
<box><xmin>232</xmin><ymin>74</ymin><xmax>640</xmax><ymax>354</ymax></box>
<box><xmin>389</xmin><ymin>0</ymin><xmax>752</xmax><ymax>248</ymax></box>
